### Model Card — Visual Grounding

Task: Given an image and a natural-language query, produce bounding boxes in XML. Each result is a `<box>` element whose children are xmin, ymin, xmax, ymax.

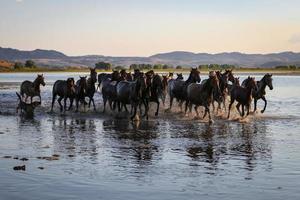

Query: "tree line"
<box><xmin>14</xmin><ymin>60</ymin><xmax>37</xmax><ymax>69</ymax></box>
<box><xmin>95</xmin><ymin>61</ymin><xmax>237</xmax><ymax>70</ymax></box>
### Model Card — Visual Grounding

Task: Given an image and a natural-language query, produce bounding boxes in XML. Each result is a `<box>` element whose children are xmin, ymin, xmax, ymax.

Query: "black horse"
<box><xmin>97</xmin><ymin>73</ymin><xmax>112</xmax><ymax>90</ymax></box>
<box><xmin>20</xmin><ymin>74</ymin><xmax>45</xmax><ymax>103</ymax></box>
<box><xmin>75</xmin><ymin>76</ymin><xmax>87</xmax><ymax>112</ymax></box>
<box><xmin>116</xmin><ymin>73</ymin><xmax>146</xmax><ymax>120</ymax></box>
<box><xmin>85</xmin><ymin>68</ymin><xmax>97</xmax><ymax>110</ymax></box>
<box><xmin>143</xmin><ymin>73</ymin><xmax>165</xmax><ymax>117</ymax></box>
<box><xmin>185</xmin><ymin>72</ymin><xmax>221</xmax><ymax>123</ymax></box>
<box><xmin>242</xmin><ymin>73</ymin><xmax>273</xmax><ymax>113</ymax></box>
<box><xmin>228</xmin><ymin>76</ymin><xmax>258</xmax><ymax>118</ymax></box>
<box><xmin>213</xmin><ymin>71</ymin><xmax>229</xmax><ymax>112</ymax></box>
<box><xmin>51</xmin><ymin>78</ymin><xmax>76</xmax><ymax>112</ymax></box>
<box><xmin>168</xmin><ymin>68</ymin><xmax>201</xmax><ymax>111</ymax></box>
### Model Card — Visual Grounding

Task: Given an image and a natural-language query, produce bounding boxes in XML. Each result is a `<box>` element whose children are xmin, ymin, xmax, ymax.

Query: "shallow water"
<box><xmin>0</xmin><ymin>73</ymin><xmax>300</xmax><ymax>200</ymax></box>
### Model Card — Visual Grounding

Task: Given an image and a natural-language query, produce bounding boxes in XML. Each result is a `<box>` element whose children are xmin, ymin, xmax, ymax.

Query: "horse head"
<box><xmin>67</xmin><ymin>78</ymin><xmax>76</xmax><ymax>93</ymax></box>
<box><xmin>225</xmin><ymin>69</ymin><xmax>235</xmax><ymax>83</ymax></box>
<box><xmin>209</xmin><ymin>71</ymin><xmax>221</xmax><ymax>96</ymax></box>
<box><xmin>264</xmin><ymin>73</ymin><xmax>273</xmax><ymax>90</ymax></box>
<box><xmin>79</xmin><ymin>76</ymin><xmax>87</xmax><ymax>93</ymax></box>
<box><xmin>90</xmin><ymin>68</ymin><xmax>97</xmax><ymax>83</ymax></box>
<box><xmin>36</xmin><ymin>74</ymin><xmax>46</xmax><ymax>86</ymax></box>
<box><xmin>190</xmin><ymin>68</ymin><xmax>201</xmax><ymax>83</ymax></box>
<box><xmin>176</xmin><ymin>73</ymin><xmax>184</xmax><ymax>80</ymax></box>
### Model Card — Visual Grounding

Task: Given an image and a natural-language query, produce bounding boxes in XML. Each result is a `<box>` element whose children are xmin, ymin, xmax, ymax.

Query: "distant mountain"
<box><xmin>1</xmin><ymin>47</ymin><xmax>300</xmax><ymax>68</ymax></box>
<box><xmin>0</xmin><ymin>47</ymin><xmax>67</xmax><ymax>60</ymax></box>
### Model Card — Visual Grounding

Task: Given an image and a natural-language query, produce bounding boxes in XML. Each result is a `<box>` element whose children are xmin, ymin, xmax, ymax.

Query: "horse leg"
<box><xmin>68</xmin><ymin>98</ymin><xmax>73</xmax><ymax>111</ymax></box>
<box><xmin>92</xmin><ymin>98</ymin><xmax>96</xmax><ymax>111</ymax></box>
<box><xmin>124</xmin><ymin>104</ymin><xmax>129</xmax><ymax>112</ymax></box>
<box><xmin>246</xmin><ymin>104</ymin><xmax>250</xmax><ymax>116</ymax></box>
<box><xmin>207</xmin><ymin>106</ymin><xmax>212</xmax><ymax>122</ymax></box>
<box><xmin>241</xmin><ymin>104</ymin><xmax>245</xmax><ymax>117</ymax></box>
<box><xmin>169</xmin><ymin>96</ymin><xmax>173</xmax><ymax>110</ymax></box>
<box><xmin>63</xmin><ymin>97</ymin><xmax>67</xmax><ymax>113</ymax></box>
<box><xmin>88</xmin><ymin>97</ymin><xmax>92</xmax><ymax>108</ymax></box>
<box><xmin>39</xmin><ymin>94</ymin><xmax>42</xmax><ymax>104</ymax></box>
<box><xmin>184</xmin><ymin>100</ymin><xmax>189</xmax><ymax>115</ymax></box>
<box><xmin>103</xmin><ymin>97</ymin><xmax>107</xmax><ymax>113</ymax></box>
<box><xmin>131</xmin><ymin>103</ymin><xmax>137</xmax><ymax>120</ymax></box>
<box><xmin>51</xmin><ymin>94</ymin><xmax>57</xmax><ymax>112</ymax></box>
<box><xmin>155</xmin><ymin>99</ymin><xmax>159</xmax><ymax>116</ymax></box>
<box><xmin>236</xmin><ymin>103</ymin><xmax>242</xmax><ymax>116</ymax></box>
<box><xmin>261</xmin><ymin>96</ymin><xmax>267</xmax><ymax>113</ymax></box>
<box><xmin>75</xmin><ymin>98</ymin><xmax>79</xmax><ymax>112</ymax></box>
<box><xmin>30</xmin><ymin>96</ymin><xmax>33</xmax><ymax>104</ymax></box>
<box><xmin>223</xmin><ymin>96</ymin><xmax>227</xmax><ymax>112</ymax></box>
<box><xmin>195</xmin><ymin>106</ymin><xmax>200</xmax><ymax>118</ymax></box>
<box><xmin>227</xmin><ymin>99</ymin><xmax>234</xmax><ymax>119</ymax></box>
<box><xmin>202</xmin><ymin>106</ymin><xmax>208</xmax><ymax>119</ymax></box>
<box><xmin>58</xmin><ymin>96</ymin><xmax>63</xmax><ymax>112</ymax></box>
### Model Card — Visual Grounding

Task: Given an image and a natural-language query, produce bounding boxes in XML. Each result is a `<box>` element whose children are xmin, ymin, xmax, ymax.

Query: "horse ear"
<box><xmin>270</xmin><ymin>74</ymin><xmax>273</xmax><ymax>77</ymax></box>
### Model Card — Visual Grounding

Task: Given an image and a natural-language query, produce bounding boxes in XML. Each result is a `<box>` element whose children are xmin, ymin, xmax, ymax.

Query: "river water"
<box><xmin>0</xmin><ymin>72</ymin><xmax>299</xmax><ymax>200</ymax></box>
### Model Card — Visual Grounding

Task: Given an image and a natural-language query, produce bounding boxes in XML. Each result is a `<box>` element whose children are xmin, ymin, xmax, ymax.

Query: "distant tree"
<box><xmin>14</xmin><ymin>62</ymin><xmax>24</xmax><ymax>69</ymax></box>
<box><xmin>289</xmin><ymin>65</ymin><xmax>297</xmax><ymax>70</ymax></box>
<box><xmin>25</xmin><ymin>60</ymin><xmax>36</xmax><ymax>68</ymax></box>
<box><xmin>176</xmin><ymin>65</ymin><xmax>183</xmax><ymax>69</ymax></box>
<box><xmin>95</xmin><ymin>62</ymin><xmax>112</xmax><ymax>70</ymax></box>
<box><xmin>114</xmin><ymin>66</ymin><xmax>125</xmax><ymax>70</ymax></box>
<box><xmin>163</xmin><ymin>64</ymin><xmax>170</xmax><ymax>69</ymax></box>
<box><xmin>198</xmin><ymin>64</ymin><xmax>209</xmax><ymax>70</ymax></box>
<box><xmin>153</xmin><ymin>64</ymin><xmax>162</xmax><ymax>70</ymax></box>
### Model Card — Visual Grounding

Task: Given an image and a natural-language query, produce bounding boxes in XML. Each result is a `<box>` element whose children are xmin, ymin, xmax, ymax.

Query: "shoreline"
<box><xmin>1</xmin><ymin>69</ymin><xmax>300</xmax><ymax>75</ymax></box>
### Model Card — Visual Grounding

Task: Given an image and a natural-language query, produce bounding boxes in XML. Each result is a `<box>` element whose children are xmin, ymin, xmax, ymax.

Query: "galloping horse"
<box><xmin>85</xmin><ymin>68</ymin><xmax>97</xmax><ymax>110</ymax></box>
<box><xmin>51</xmin><ymin>78</ymin><xmax>76</xmax><ymax>112</ymax></box>
<box><xmin>185</xmin><ymin>72</ymin><xmax>221</xmax><ymax>123</ymax></box>
<box><xmin>168</xmin><ymin>68</ymin><xmax>201</xmax><ymax>111</ymax></box>
<box><xmin>242</xmin><ymin>73</ymin><xmax>273</xmax><ymax>113</ymax></box>
<box><xmin>20</xmin><ymin>74</ymin><xmax>45</xmax><ymax>103</ymax></box>
<box><xmin>228</xmin><ymin>76</ymin><xmax>257</xmax><ymax>118</ymax></box>
<box><xmin>75</xmin><ymin>76</ymin><xmax>87</xmax><ymax>112</ymax></box>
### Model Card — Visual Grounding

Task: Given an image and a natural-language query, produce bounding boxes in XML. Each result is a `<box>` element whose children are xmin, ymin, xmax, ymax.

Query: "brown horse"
<box><xmin>185</xmin><ymin>72</ymin><xmax>221</xmax><ymax>123</ymax></box>
<box><xmin>227</xmin><ymin>76</ymin><xmax>257</xmax><ymax>118</ymax></box>
<box><xmin>20</xmin><ymin>74</ymin><xmax>45</xmax><ymax>103</ymax></box>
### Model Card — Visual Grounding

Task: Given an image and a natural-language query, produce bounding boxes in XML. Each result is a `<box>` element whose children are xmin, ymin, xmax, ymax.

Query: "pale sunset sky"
<box><xmin>1</xmin><ymin>0</ymin><xmax>300</xmax><ymax>56</ymax></box>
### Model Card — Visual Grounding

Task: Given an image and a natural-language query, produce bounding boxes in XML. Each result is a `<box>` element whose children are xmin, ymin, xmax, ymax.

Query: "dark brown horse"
<box><xmin>242</xmin><ymin>73</ymin><xmax>273</xmax><ymax>113</ymax></box>
<box><xmin>185</xmin><ymin>72</ymin><xmax>221</xmax><ymax>123</ymax></box>
<box><xmin>75</xmin><ymin>76</ymin><xmax>87</xmax><ymax>112</ymax></box>
<box><xmin>51</xmin><ymin>78</ymin><xmax>76</xmax><ymax>112</ymax></box>
<box><xmin>168</xmin><ymin>68</ymin><xmax>201</xmax><ymax>111</ymax></box>
<box><xmin>213</xmin><ymin>71</ymin><xmax>229</xmax><ymax>112</ymax></box>
<box><xmin>116</xmin><ymin>73</ymin><xmax>147</xmax><ymax>120</ymax></box>
<box><xmin>20</xmin><ymin>74</ymin><xmax>45</xmax><ymax>103</ymax></box>
<box><xmin>227</xmin><ymin>76</ymin><xmax>258</xmax><ymax>118</ymax></box>
<box><xmin>85</xmin><ymin>68</ymin><xmax>97</xmax><ymax>110</ymax></box>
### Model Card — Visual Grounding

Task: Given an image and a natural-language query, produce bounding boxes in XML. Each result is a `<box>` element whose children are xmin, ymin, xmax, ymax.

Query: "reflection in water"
<box><xmin>51</xmin><ymin>117</ymin><xmax>98</xmax><ymax>159</ymax></box>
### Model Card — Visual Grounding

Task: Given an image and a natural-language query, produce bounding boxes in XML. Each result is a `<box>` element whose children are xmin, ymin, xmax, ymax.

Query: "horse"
<box><xmin>120</xmin><ymin>69</ymin><xmax>133</xmax><ymax>81</ymax></box>
<box><xmin>101</xmin><ymin>76</ymin><xmax>118</xmax><ymax>113</ymax></box>
<box><xmin>116</xmin><ymin>73</ymin><xmax>146</xmax><ymax>120</ymax></box>
<box><xmin>162</xmin><ymin>75</ymin><xmax>169</xmax><ymax>104</ymax></box>
<box><xmin>185</xmin><ymin>72</ymin><xmax>221</xmax><ymax>123</ymax></box>
<box><xmin>176</xmin><ymin>73</ymin><xmax>184</xmax><ymax>80</ymax></box>
<box><xmin>227</xmin><ymin>76</ymin><xmax>258</xmax><ymax>118</ymax></box>
<box><xmin>85</xmin><ymin>68</ymin><xmax>97</xmax><ymax>110</ymax></box>
<box><xmin>20</xmin><ymin>74</ymin><xmax>45</xmax><ymax>104</ymax></box>
<box><xmin>16</xmin><ymin>92</ymin><xmax>38</xmax><ymax>118</ymax></box>
<box><xmin>143</xmin><ymin>73</ymin><xmax>165</xmax><ymax>117</ymax></box>
<box><xmin>51</xmin><ymin>78</ymin><xmax>76</xmax><ymax>112</ymax></box>
<box><xmin>242</xmin><ymin>73</ymin><xmax>273</xmax><ymax>113</ymax></box>
<box><xmin>212</xmin><ymin>71</ymin><xmax>229</xmax><ymax>112</ymax></box>
<box><xmin>168</xmin><ymin>68</ymin><xmax>201</xmax><ymax>111</ymax></box>
<box><xmin>97</xmin><ymin>73</ymin><xmax>112</xmax><ymax>90</ymax></box>
<box><xmin>75</xmin><ymin>76</ymin><xmax>87</xmax><ymax>112</ymax></box>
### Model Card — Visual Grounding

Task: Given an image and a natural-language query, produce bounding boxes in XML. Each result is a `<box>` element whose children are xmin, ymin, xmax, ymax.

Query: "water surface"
<box><xmin>0</xmin><ymin>73</ymin><xmax>300</xmax><ymax>200</ymax></box>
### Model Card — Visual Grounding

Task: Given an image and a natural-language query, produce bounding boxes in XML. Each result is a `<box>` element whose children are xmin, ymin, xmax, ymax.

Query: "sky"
<box><xmin>1</xmin><ymin>0</ymin><xmax>300</xmax><ymax>56</ymax></box>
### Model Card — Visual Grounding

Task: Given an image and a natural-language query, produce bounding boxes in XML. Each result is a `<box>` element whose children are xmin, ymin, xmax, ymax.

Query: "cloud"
<box><xmin>16</xmin><ymin>0</ymin><xmax>23</xmax><ymax>3</ymax></box>
<box><xmin>289</xmin><ymin>33</ymin><xmax>300</xmax><ymax>44</ymax></box>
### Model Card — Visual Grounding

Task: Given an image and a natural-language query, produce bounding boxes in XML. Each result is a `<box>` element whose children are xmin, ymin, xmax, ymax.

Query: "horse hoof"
<box><xmin>209</xmin><ymin>119</ymin><xmax>214</xmax><ymax>124</ymax></box>
<box><xmin>155</xmin><ymin>112</ymin><xmax>158</xmax><ymax>116</ymax></box>
<box><xmin>261</xmin><ymin>110</ymin><xmax>265</xmax><ymax>113</ymax></box>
